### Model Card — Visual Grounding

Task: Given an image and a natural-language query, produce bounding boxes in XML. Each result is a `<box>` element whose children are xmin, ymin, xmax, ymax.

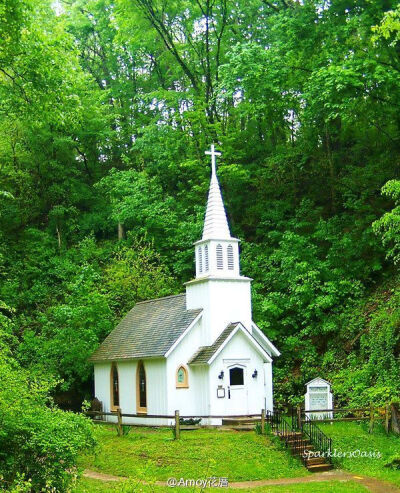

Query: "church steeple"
<box><xmin>185</xmin><ymin>145</ymin><xmax>253</xmax><ymax>343</ymax></box>
<box><xmin>202</xmin><ymin>145</ymin><xmax>232</xmax><ymax>241</ymax></box>
<box><xmin>193</xmin><ymin>145</ymin><xmax>241</xmax><ymax>279</ymax></box>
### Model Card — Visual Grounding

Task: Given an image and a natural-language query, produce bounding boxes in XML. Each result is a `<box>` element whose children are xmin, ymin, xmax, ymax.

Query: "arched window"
<box><xmin>216</xmin><ymin>244</ymin><xmax>223</xmax><ymax>270</ymax></box>
<box><xmin>229</xmin><ymin>366</ymin><xmax>244</xmax><ymax>386</ymax></box>
<box><xmin>176</xmin><ymin>365</ymin><xmax>189</xmax><ymax>388</ymax></box>
<box><xmin>136</xmin><ymin>361</ymin><xmax>147</xmax><ymax>413</ymax></box>
<box><xmin>204</xmin><ymin>245</ymin><xmax>209</xmax><ymax>271</ymax></box>
<box><xmin>198</xmin><ymin>246</ymin><xmax>203</xmax><ymax>273</ymax></box>
<box><xmin>227</xmin><ymin>244</ymin><xmax>234</xmax><ymax>270</ymax></box>
<box><xmin>110</xmin><ymin>363</ymin><xmax>119</xmax><ymax>410</ymax></box>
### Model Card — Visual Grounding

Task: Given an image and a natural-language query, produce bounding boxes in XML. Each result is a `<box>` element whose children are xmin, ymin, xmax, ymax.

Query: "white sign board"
<box><xmin>304</xmin><ymin>378</ymin><xmax>333</xmax><ymax>420</ymax></box>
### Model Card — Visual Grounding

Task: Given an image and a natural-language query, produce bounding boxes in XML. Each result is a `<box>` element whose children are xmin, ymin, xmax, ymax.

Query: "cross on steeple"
<box><xmin>202</xmin><ymin>144</ymin><xmax>231</xmax><ymax>241</ymax></box>
<box><xmin>205</xmin><ymin>144</ymin><xmax>221</xmax><ymax>177</ymax></box>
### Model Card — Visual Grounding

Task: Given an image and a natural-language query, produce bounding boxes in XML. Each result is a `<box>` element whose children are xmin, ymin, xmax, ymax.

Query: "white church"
<box><xmin>89</xmin><ymin>145</ymin><xmax>280</xmax><ymax>425</ymax></box>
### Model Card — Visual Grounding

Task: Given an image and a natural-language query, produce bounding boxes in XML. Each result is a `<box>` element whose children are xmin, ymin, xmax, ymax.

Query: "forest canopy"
<box><xmin>1</xmin><ymin>0</ymin><xmax>400</xmax><ymax>414</ymax></box>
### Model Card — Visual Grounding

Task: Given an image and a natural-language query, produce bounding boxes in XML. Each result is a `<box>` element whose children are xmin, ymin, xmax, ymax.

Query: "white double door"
<box><xmin>224</xmin><ymin>362</ymin><xmax>249</xmax><ymax>415</ymax></box>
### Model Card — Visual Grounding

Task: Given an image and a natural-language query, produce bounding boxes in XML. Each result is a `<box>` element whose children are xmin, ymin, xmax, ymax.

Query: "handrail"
<box><xmin>301</xmin><ymin>419</ymin><xmax>332</xmax><ymax>464</ymax></box>
<box><xmin>266</xmin><ymin>410</ymin><xmax>309</xmax><ymax>464</ymax></box>
<box><xmin>288</xmin><ymin>408</ymin><xmax>333</xmax><ymax>464</ymax></box>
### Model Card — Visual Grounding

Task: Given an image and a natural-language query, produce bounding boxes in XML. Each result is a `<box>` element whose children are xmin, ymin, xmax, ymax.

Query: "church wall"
<box><xmin>119</xmin><ymin>358</ymin><xmax>168</xmax><ymax>426</ymax></box>
<box><xmin>166</xmin><ymin>318</ymin><xmax>209</xmax><ymax>417</ymax></box>
<box><xmin>186</xmin><ymin>278</ymin><xmax>252</xmax><ymax>345</ymax></box>
<box><xmin>94</xmin><ymin>359</ymin><xmax>169</xmax><ymax>426</ymax></box>
<box><xmin>208</xmin><ymin>330</ymin><xmax>272</xmax><ymax>423</ymax></box>
<box><xmin>118</xmin><ymin>360</ymin><xmax>136</xmax><ymax>416</ymax></box>
<box><xmin>208</xmin><ymin>280</ymin><xmax>252</xmax><ymax>338</ymax></box>
<box><xmin>94</xmin><ymin>362</ymin><xmax>112</xmax><ymax>412</ymax></box>
<box><xmin>144</xmin><ymin>358</ymin><xmax>168</xmax><ymax>422</ymax></box>
<box><xmin>263</xmin><ymin>361</ymin><xmax>274</xmax><ymax>412</ymax></box>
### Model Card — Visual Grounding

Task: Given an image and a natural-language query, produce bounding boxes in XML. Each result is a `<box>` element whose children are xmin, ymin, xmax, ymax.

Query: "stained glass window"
<box><xmin>176</xmin><ymin>366</ymin><xmax>188</xmax><ymax>388</ymax></box>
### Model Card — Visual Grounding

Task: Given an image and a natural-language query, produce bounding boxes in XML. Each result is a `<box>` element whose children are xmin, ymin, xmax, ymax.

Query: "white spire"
<box><xmin>202</xmin><ymin>144</ymin><xmax>232</xmax><ymax>240</ymax></box>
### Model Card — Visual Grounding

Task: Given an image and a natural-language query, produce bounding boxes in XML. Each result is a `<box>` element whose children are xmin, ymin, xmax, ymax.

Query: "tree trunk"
<box><xmin>56</xmin><ymin>225</ymin><xmax>61</xmax><ymax>250</ymax></box>
<box><xmin>391</xmin><ymin>403</ymin><xmax>400</xmax><ymax>434</ymax></box>
<box><xmin>118</xmin><ymin>222</ymin><xmax>124</xmax><ymax>240</ymax></box>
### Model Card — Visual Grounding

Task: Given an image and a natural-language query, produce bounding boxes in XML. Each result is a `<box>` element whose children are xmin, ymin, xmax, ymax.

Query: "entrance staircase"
<box><xmin>266</xmin><ymin>410</ymin><xmax>333</xmax><ymax>472</ymax></box>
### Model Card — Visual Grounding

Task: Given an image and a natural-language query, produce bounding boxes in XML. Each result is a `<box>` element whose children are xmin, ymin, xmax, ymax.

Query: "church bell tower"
<box><xmin>185</xmin><ymin>145</ymin><xmax>252</xmax><ymax>344</ymax></box>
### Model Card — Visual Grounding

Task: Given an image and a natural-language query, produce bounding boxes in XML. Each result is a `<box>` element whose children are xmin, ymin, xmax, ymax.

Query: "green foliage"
<box><xmin>0</xmin><ymin>314</ymin><xmax>96</xmax><ymax>492</ymax></box>
<box><xmin>0</xmin><ymin>0</ymin><xmax>400</xmax><ymax>417</ymax></box>
<box><xmin>11</xmin><ymin>234</ymin><xmax>176</xmax><ymax>394</ymax></box>
<box><xmin>332</xmin><ymin>275</ymin><xmax>400</xmax><ymax>406</ymax></box>
<box><xmin>4</xmin><ymin>0</ymin><xmax>400</xmax><ymax>488</ymax></box>
<box><xmin>374</xmin><ymin>180</ymin><xmax>400</xmax><ymax>264</ymax></box>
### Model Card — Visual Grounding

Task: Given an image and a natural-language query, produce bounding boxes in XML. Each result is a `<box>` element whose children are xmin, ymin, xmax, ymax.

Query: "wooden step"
<box><xmin>222</xmin><ymin>417</ymin><xmax>260</xmax><ymax>426</ymax></box>
<box><xmin>275</xmin><ymin>431</ymin><xmax>302</xmax><ymax>438</ymax></box>
<box><xmin>289</xmin><ymin>443</ymin><xmax>313</xmax><ymax>450</ymax></box>
<box><xmin>305</xmin><ymin>457</ymin><xmax>327</xmax><ymax>466</ymax></box>
<box><xmin>307</xmin><ymin>463</ymin><xmax>333</xmax><ymax>472</ymax></box>
<box><xmin>230</xmin><ymin>425</ymin><xmax>255</xmax><ymax>431</ymax></box>
<box><xmin>286</xmin><ymin>437</ymin><xmax>310</xmax><ymax>444</ymax></box>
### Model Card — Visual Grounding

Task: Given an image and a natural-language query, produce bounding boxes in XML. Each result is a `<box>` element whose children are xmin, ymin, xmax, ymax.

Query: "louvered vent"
<box><xmin>198</xmin><ymin>246</ymin><xmax>203</xmax><ymax>273</ymax></box>
<box><xmin>216</xmin><ymin>244</ymin><xmax>223</xmax><ymax>269</ymax></box>
<box><xmin>204</xmin><ymin>245</ymin><xmax>209</xmax><ymax>271</ymax></box>
<box><xmin>227</xmin><ymin>244</ymin><xmax>234</xmax><ymax>270</ymax></box>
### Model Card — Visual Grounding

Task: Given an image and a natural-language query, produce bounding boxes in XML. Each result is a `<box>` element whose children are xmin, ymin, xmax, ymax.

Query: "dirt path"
<box><xmin>228</xmin><ymin>470</ymin><xmax>400</xmax><ymax>492</ymax></box>
<box><xmin>83</xmin><ymin>469</ymin><xmax>400</xmax><ymax>492</ymax></box>
<box><xmin>83</xmin><ymin>470</ymin><xmax>123</xmax><ymax>482</ymax></box>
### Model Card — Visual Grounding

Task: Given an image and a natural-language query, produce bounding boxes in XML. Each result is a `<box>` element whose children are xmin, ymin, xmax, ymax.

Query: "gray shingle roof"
<box><xmin>188</xmin><ymin>322</ymin><xmax>239</xmax><ymax>365</ymax></box>
<box><xmin>89</xmin><ymin>294</ymin><xmax>202</xmax><ymax>362</ymax></box>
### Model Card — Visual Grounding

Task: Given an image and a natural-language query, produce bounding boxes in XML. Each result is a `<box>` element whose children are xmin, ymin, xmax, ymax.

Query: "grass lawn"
<box><xmin>319</xmin><ymin>421</ymin><xmax>400</xmax><ymax>487</ymax></box>
<box><xmin>78</xmin><ymin>425</ymin><xmax>308</xmax><ymax>482</ymax></box>
<box><xmin>75</xmin><ymin>422</ymin><xmax>399</xmax><ymax>492</ymax></box>
<box><xmin>74</xmin><ymin>477</ymin><xmax>368</xmax><ymax>493</ymax></box>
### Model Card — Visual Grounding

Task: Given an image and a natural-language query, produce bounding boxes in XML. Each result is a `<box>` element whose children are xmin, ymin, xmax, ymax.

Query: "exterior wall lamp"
<box><xmin>252</xmin><ymin>370</ymin><xmax>258</xmax><ymax>378</ymax></box>
<box><xmin>218</xmin><ymin>371</ymin><xmax>224</xmax><ymax>380</ymax></box>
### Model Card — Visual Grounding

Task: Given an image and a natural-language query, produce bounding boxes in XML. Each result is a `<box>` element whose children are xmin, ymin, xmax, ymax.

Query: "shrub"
<box><xmin>0</xmin><ymin>323</ymin><xmax>96</xmax><ymax>492</ymax></box>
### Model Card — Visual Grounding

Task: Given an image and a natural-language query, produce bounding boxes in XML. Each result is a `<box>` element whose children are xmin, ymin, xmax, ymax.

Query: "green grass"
<box><xmin>75</xmin><ymin>422</ymin><xmax>399</xmax><ymax>492</ymax></box>
<box><xmin>79</xmin><ymin>425</ymin><xmax>308</xmax><ymax>482</ymax></box>
<box><xmin>74</xmin><ymin>477</ymin><xmax>368</xmax><ymax>493</ymax></box>
<box><xmin>319</xmin><ymin>421</ymin><xmax>400</xmax><ymax>486</ymax></box>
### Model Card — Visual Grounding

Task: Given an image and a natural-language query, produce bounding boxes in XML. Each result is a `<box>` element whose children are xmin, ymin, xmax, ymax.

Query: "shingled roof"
<box><xmin>89</xmin><ymin>294</ymin><xmax>202</xmax><ymax>362</ymax></box>
<box><xmin>188</xmin><ymin>322</ymin><xmax>238</xmax><ymax>365</ymax></box>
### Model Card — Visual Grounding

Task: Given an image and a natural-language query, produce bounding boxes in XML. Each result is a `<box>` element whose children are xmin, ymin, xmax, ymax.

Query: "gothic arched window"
<box><xmin>136</xmin><ymin>361</ymin><xmax>147</xmax><ymax>413</ymax></box>
<box><xmin>176</xmin><ymin>365</ymin><xmax>189</xmax><ymax>388</ymax></box>
<box><xmin>216</xmin><ymin>244</ymin><xmax>223</xmax><ymax>270</ymax></box>
<box><xmin>227</xmin><ymin>244</ymin><xmax>234</xmax><ymax>270</ymax></box>
<box><xmin>204</xmin><ymin>245</ymin><xmax>209</xmax><ymax>271</ymax></box>
<box><xmin>110</xmin><ymin>363</ymin><xmax>119</xmax><ymax>410</ymax></box>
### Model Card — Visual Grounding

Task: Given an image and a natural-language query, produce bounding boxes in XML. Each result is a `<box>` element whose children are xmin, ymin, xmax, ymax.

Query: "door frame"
<box><xmin>225</xmin><ymin>361</ymin><xmax>248</xmax><ymax>415</ymax></box>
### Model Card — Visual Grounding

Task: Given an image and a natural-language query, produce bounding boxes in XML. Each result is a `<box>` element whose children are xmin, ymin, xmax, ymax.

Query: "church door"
<box><xmin>226</xmin><ymin>364</ymin><xmax>248</xmax><ymax>415</ymax></box>
<box><xmin>136</xmin><ymin>361</ymin><xmax>147</xmax><ymax>414</ymax></box>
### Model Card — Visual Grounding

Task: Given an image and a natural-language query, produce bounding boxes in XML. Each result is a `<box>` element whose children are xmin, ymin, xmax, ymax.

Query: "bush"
<box><xmin>0</xmin><ymin>322</ymin><xmax>96</xmax><ymax>492</ymax></box>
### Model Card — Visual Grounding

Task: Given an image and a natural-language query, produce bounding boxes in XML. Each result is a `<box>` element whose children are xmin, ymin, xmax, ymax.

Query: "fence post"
<box><xmin>297</xmin><ymin>405</ymin><xmax>301</xmax><ymax>430</ymax></box>
<box><xmin>369</xmin><ymin>404</ymin><xmax>374</xmax><ymax>434</ymax></box>
<box><xmin>117</xmin><ymin>408</ymin><xmax>123</xmax><ymax>436</ymax></box>
<box><xmin>175</xmin><ymin>410</ymin><xmax>180</xmax><ymax>440</ymax></box>
<box><xmin>385</xmin><ymin>403</ymin><xmax>390</xmax><ymax>434</ymax></box>
<box><xmin>261</xmin><ymin>409</ymin><xmax>266</xmax><ymax>435</ymax></box>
